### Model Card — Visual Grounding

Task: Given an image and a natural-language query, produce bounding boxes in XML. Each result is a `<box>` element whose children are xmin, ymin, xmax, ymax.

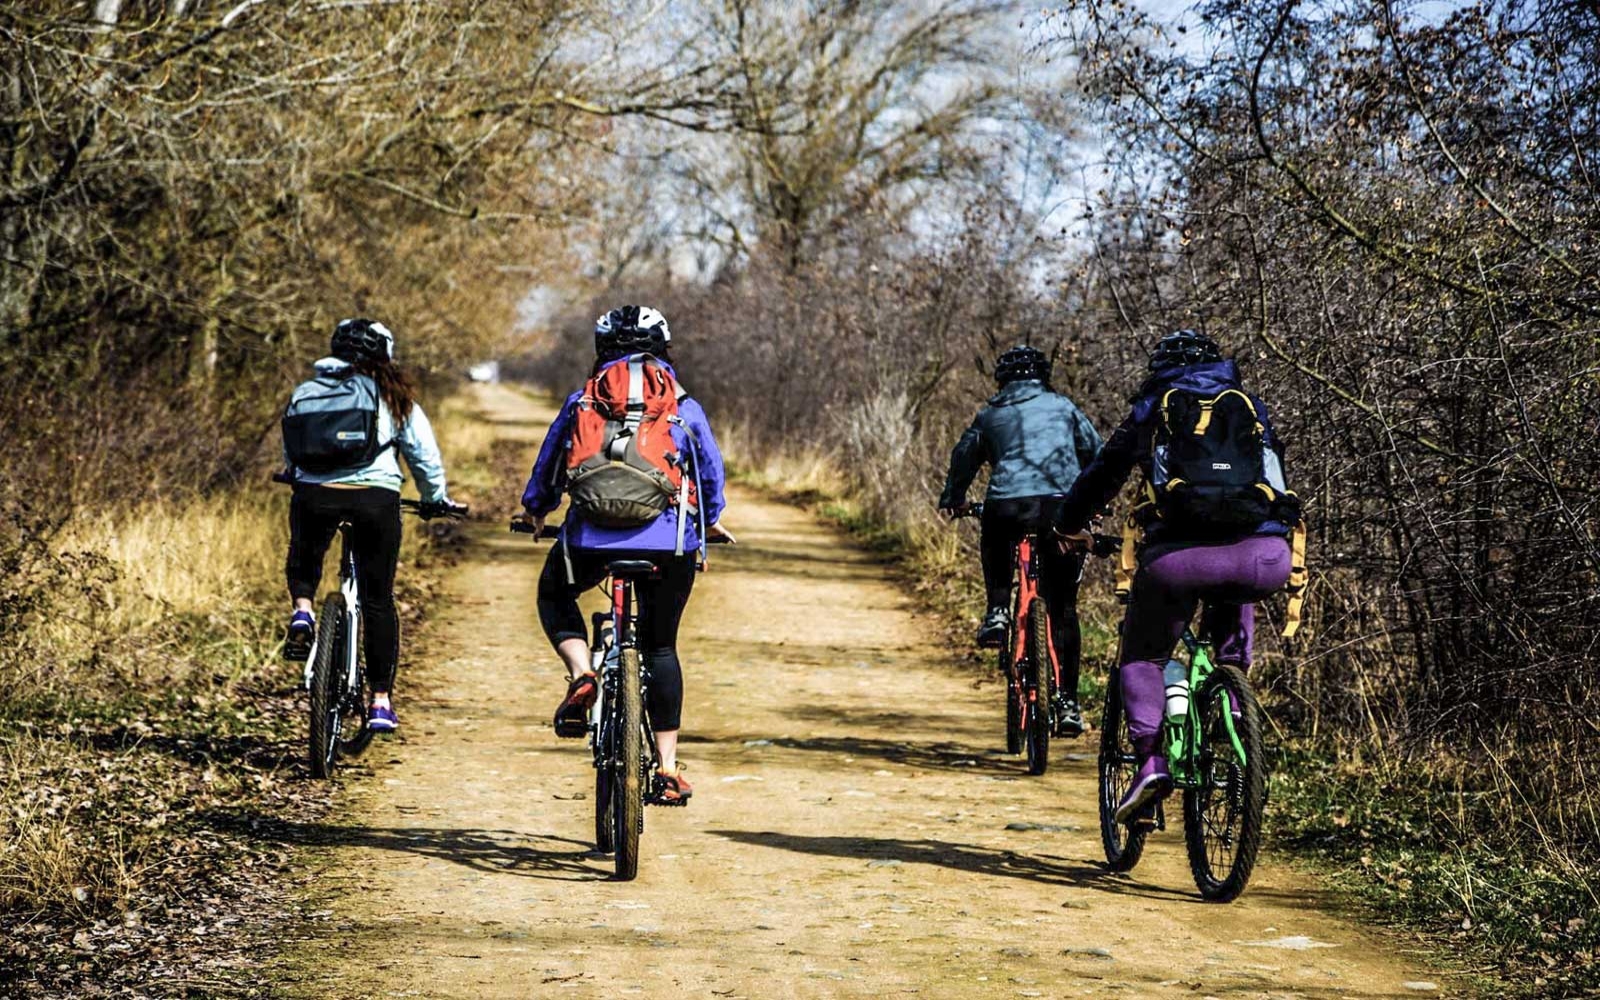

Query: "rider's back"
<box><xmin>954</xmin><ymin>381</ymin><xmax>1101</xmax><ymax>503</ymax></box>
<box><xmin>284</xmin><ymin>357</ymin><xmax>447</xmax><ymax>501</ymax></box>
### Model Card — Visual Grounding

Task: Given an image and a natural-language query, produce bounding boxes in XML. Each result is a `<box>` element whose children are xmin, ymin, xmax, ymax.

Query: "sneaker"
<box><xmin>1053</xmin><ymin>698</ymin><xmax>1085</xmax><ymax>738</ymax></box>
<box><xmin>975</xmin><ymin>607</ymin><xmax>1010</xmax><ymax>649</ymax></box>
<box><xmin>648</xmin><ymin>767</ymin><xmax>693</xmax><ymax>806</ymax></box>
<box><xmin>553</xmin><ymin>672</ymin><xmax>597</xmax><ymax>738</ymax></box>
<box><xmin>368</xmin><ymin>703</ymin><xmax>399</xmax><ymax>733</ymax></box>
<box><xmin>283</xmin><ymin>610</ymin><xmax>314</xmax><ymax>661</ymax></box>
<box><xmin>1114</xmin><ymin>754</ymin><xmax>1172</xmax><ymax>825</ymax></box>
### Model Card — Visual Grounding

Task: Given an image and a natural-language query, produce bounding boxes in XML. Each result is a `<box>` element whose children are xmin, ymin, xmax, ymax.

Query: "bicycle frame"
<box><xmin>1163</xmin><ymin>628</ymin><xmax>1248</xmax><ymax>788</ymax></box>
<box><xmin>1007</xmin><ymin>534</ymin><xmax>1061</xmax><ymax>727</ymax></box>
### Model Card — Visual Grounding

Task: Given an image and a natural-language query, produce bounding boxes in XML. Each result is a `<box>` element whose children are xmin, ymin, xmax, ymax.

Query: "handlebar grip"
<box><xmin>508</xmin><ymin>521</ymin><xmax>562</xmax><ymax>538</ymax></box>
<box><xmin>271</xmin><ymin>471</ymin><xmax>295</xmax><ymax>485</ymax></box>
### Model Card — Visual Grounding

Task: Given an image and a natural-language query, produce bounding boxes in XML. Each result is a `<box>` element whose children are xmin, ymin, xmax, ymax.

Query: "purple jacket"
<box><xmin>521</xmin><ymin>359</ymin><xmax>727</xmax><ymax>552</ymax></box>
<box><xmin>1058</xmin><ymin>360</ymin><xmax>1292</xmax><ymax>552</ymax></box>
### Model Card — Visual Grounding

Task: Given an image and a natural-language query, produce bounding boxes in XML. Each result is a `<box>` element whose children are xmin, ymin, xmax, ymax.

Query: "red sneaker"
<box><xmin>649</xmin><ymin>767</ymin><xmax>693</xmax><ymax>806</ymax></box>
<box><xmin>553</xmin><ymin>672</ymin><xmax>597</xmax><ymax>738</ymax></box>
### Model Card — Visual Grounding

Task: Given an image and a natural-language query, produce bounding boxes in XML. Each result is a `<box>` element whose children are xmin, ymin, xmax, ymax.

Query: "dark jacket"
<box><xmin>939</xmin><ymin>380</ymin><xmax>1103</xmax><ymax>508</ymax></box>
<box><xmin>1056</xmin><ymin>360</ymin><xmax>1291</xmax><ymax>551</ymax></box>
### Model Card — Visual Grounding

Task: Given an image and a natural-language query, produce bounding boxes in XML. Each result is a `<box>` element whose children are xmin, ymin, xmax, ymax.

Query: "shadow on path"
<box><xmin>203</xmin><ymin>810</ymin><xmax>603</xmax><ymax>881</ymax></box>
<box><xmin>685</xmin><ymin>731</ymin><xmax>1061</xmax><ymax>776</ymax></box>
<box><xmin>710</xmin><ymin>829</ymin><xmax>1196</xmax><ymax>902</ymax></box>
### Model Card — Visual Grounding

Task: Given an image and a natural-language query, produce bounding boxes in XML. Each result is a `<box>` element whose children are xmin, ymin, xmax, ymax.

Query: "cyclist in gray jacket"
<box><xmin>939</xmin><ymin>345</ymin><xmax>1103</xmax><ymax>734</ymax></box>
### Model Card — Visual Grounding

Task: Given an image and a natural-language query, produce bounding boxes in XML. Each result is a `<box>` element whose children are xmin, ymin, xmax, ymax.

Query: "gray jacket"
<box><xmin>939</xmin><ymin>380</ymin><xmax>1103</xmax><ymax>508</ymax></box>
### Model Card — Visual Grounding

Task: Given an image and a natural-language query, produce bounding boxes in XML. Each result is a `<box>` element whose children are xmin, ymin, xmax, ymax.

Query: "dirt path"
<box><xmin>275</xmin><ymin>384</ymin><xmax>1448</xmax><ymax>1000</ymax></box>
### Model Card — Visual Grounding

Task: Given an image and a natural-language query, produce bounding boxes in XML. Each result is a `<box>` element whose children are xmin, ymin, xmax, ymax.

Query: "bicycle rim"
<box><xmin>307</xmin><ymin>594</ymin><xmax>345</xmax><ymax>779</ymax></box>
<box><xmin>1098</xmin><ymin>673</ymin><xmax>1148</xmax><ymax>871</ymax></box>
<box><xmin>335</xmin><ymin>618</ymin><xmax>373</xmax><ymax>758</ymax></box>
<box><xmin>1024</xmin><ymin>602</ymin><xmax>1052</xmax><ymax>776</ymax></box>
<box><xmin>1003</xmin><ymin>641</ymin><xmax>1022</xmax><ymax>755</ymax></box>
<box><xmin>613</xmin><ymin>646</ymin><xmax>644</xmax><ymax>881</ymax></box>
<box><xmin>1183</xmin><ymin>664</ymin><xmax>1266</xmax><ymax>902</ymax></box>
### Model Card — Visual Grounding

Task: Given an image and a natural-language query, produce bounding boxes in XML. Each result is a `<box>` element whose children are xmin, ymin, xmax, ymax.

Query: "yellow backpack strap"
<box><xmin>1116</xmin><ymin>518</ymin><xmax>1139</xmax><ymax>601</ymax></box>
<box><xmin>1282</xmin><ymin>520</ymin><xmax>1309</xmax><ymax>638</ymax></box>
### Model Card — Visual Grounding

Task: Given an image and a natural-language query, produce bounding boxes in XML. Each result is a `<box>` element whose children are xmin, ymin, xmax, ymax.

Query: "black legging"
<box><xmin>537</xmin><ymin>542</ymin><xmax>697</xmax><ymax>731</ymax></box>
<box><xmin>285</xmin><ymin>486</ymin><xmax>403</xmax><ymax>691</ymax></box>
<box><xmin>980</xmin><ymin>496</ymin><xmax>1085</xmax><ymax>700</ymax></box>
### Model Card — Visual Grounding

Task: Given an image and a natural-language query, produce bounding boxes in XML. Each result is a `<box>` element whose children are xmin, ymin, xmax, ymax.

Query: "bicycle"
<box><xmin>1096</xmin><ymin>602</ymin><xmax>1267</xmax><ymax>902</ymax></box>
<box><xmin>952</xmin><ymin>503</ymin><xmax>1084</xmax><ymax>776</ymax></box>
<box><xmin>510</xmin><ymin>520</ymin><xmax>729</xmax><ymax>881</ymax></box>
<box><xmin>274</xmin><ymin>473</ymin><xmax>467</xmax><ymax>778</ymax></box>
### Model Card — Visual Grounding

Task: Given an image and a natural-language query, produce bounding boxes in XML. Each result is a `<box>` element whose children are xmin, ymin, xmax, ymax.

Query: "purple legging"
<box><xmin>1120</xmin><ymin>535</ymin><xmax>1292</xmax><ymax>743</ymax></box>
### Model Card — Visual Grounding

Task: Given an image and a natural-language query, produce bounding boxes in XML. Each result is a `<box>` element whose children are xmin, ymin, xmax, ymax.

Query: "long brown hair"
<box><xmin>355</xmin><ymin>358</ymin><xmax>417</xmax><ymax>425</ymax></box>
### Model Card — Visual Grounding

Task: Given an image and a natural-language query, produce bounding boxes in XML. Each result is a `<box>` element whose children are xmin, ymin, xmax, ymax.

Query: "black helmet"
<box><xmin>1148</xmin><ymin>329</ymin><xmax>1221</xmax><ymax>371</ymax></box>
<box><xmin>994</xmin><ymin>345</ymin><xmax>1051</xmax><ymax>385</ymax></box>
<box><xmin>595</xmin><ymin>305</ymin><xmax>671</xmax><ymax>360</ymax></box>
<box><xmin>331</xmin><ymin>318</ymin><xmax>395</xmax><ymax>364</ymax></box>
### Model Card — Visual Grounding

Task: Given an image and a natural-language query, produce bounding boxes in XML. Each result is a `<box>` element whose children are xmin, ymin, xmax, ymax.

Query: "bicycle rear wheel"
<box><xmin>611</xmin><ymin>646</ymin><xmax>645</xmax><ymax>881</ymax></box>
<box><xmin>1183</xmin><ymin>664</ymin><xmax>1266</xmax><ymax>902</ymax></box>
<box><xmin>1024</xmin><ymin>601</ymin><xmax>1052</xmax><ymax>776</ymax></box>
<box><xmin>1003</xmin><ymin>641</ymin><xmax>1022</xmax><ymax>755</ymax></box>
<box><xmin>1098</xmin><ymin>669</ymin><xmax>1148</xmax><ymax>871</ymax></box>
<box><xmin>307</xmin><ymin>594</ymin><xmax>346</xmax><ymax>779</ymax></box>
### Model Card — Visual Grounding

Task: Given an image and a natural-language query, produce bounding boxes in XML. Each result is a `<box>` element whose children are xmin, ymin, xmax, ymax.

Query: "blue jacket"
<box><xmin>522</xmin><ymin>359</ymin><xmax>726</xmax><ymax>552</ymax></box>
<box><xmin>284</xmin><ymin>357</ymin><xmax>449</xmax><ymax>502</ymax></box>
<box><xmin>1057</xmin><ymin>360</ymin><xmax>1291</xmax><ymax>548</ymax></box>
<box><xmin>939</xmin><ymin>380</ymin><xmax>1103</xmax><ymax>509</ymax></box>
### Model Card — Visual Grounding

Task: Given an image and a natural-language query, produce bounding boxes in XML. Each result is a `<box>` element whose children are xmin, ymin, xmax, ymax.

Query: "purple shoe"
<box><xmin>283</xmin><ymin>610</ymin><xmax>315</xmax><ymax>662</ymax></box>
<box><xmin>368</xmin><ymin>704</ymin><xmax>399</xmax><ymax>733</ymax></box>
<box><xmin>1115</xmin><ymin>755</ymin><xmax>1172</xmax><ymax>825</ymax></box>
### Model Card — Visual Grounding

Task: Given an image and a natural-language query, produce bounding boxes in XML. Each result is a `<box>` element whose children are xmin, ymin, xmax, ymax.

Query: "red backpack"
<box><xmin>566</xmin><ymin>355</ymin><xmax>698</xmax><ymax>528</ymax></box>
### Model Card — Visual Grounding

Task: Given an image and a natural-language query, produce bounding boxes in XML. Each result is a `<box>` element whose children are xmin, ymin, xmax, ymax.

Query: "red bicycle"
<box><xmin>954</xmin><ymin>503</ymin><xmax>1067</xmax><ymax>775</ymax></box>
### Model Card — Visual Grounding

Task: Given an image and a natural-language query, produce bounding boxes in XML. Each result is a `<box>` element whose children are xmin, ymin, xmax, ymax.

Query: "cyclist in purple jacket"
<box><xmin>1056</xmin><ymin>330</ymin><xmax>1298</xmax><ymax>825</ymax></box>
<box><xmin>514</xmin><ymin>307</ymin><xmax>730</xmax><ymax>806</ymax></box>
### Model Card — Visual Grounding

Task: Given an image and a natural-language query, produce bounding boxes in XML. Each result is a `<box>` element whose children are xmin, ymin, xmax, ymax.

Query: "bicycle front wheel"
<box><xmin>1024</xmin><ymin>601</ymin><xmax>1052</xmax><ymax>776</ymax></box>
<box><xmin>307</xmin><ymin>594</ymin><xmax>346</xmax><ymax>779</ymax></box>
<box><xmin>1097</xmin><ymin>669</ymin><xmax>1148</xmax><ymax>871</ymax></box>
<box><xmin>1183</xmin><ymin>664</ymin><xmax>1266</xmax><ymax>902</ymax></box>
<box><xmin>612</xmin><ymin>647</ymin><xmax>645</xmax><ymax>881</ymax></box>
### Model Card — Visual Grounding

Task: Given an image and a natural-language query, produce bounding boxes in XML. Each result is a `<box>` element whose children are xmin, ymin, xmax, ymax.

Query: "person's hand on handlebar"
<box><xmin>940</xmin><ymin>502</ymin><xmax>973</xmax><ymax>521</ymax></box>
<box><xmin>511</xmin><ymin>510</ymin><xmax>545</xmax><ymax>536</ymax></box>
<box><xmin>706</xmin><ymin>522</ymin><xmax>737</xmax><ymax>545</ymax></box>
<box><xmin>1055</xmin><ymin>527</ymin><xmax>1095</xmax><ymax>553</ymax></box>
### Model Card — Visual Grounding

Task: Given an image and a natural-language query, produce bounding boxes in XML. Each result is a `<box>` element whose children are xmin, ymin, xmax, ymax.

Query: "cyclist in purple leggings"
<box><xmin>1056</xmin><ymin>330</ymin><xmax>1300</xmax><ymax>824</ymax></box>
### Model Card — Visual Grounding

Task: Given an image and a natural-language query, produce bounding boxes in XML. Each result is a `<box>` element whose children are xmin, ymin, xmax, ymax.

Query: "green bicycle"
<box><xmin>1099</xmin><ymin>626</ymin><xmax>1267</xmax><ymax>902</ymax></box>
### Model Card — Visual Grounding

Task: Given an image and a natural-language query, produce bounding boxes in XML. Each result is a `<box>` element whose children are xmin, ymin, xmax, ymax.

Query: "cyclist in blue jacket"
<box><xmin>939</xmin><ymin>345</ymin><xmax>1103</xmax><ymax>736</ymax></box>
<box><xmin>514</xmin><ymin>306</ymin><xmax>729</xmax><ymax>805</ymax></box>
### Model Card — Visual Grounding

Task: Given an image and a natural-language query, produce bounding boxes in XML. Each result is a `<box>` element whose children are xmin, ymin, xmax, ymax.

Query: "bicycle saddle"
<box><xmin>607</xmin><ymin>559</ymin><xmax>660</xmax><ymax>578</ymax></box>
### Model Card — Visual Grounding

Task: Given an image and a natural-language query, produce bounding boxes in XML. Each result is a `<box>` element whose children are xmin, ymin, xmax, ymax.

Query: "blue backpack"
<box><xmin>281</xmin><ymin>373</ymin><xmax>392</xmax><ymax>474</ymax></box>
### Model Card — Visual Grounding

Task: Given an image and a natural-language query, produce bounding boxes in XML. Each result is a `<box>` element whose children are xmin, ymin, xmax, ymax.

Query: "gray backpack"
<box><xmin>281</xmin><ymin>374</ymin><xmax>392</xmax><ymax>475</ymax></box>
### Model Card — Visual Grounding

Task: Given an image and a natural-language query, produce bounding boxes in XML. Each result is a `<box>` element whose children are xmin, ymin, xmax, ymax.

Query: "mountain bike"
<box><xmin>274</xmin><ymin>474</ymin><xmax>467</xmax><ymax>778</ymax></box>
<box><xmin>510</xmin><ymin>520</ymin><xmax>729</xmax><ymax>881</ymax></box>
<box><xmin>952</xmin><ymin>503</ymin><xmax>1083</xmax><ymax>775</ymax></box>
<box><xmin>1098</xmin><ymin>622</ymin><xmax>1267</xmax><ymax>902</ymax></box>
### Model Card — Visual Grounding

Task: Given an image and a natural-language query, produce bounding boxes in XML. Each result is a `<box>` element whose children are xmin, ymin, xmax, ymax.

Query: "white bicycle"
<box><xmin>276</xmin><ymin>474</ymin><xmax>465</xmax><ymax>778</ymax></box>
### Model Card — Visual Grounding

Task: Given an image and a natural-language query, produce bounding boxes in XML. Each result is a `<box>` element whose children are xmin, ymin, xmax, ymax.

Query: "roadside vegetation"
<box><xmin>7</xmin><ymin>0</ymin><xmax>1596</xmax><ymax>997</ymax></box>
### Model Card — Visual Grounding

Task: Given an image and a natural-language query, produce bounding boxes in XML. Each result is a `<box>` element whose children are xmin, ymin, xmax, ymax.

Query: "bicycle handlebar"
<box><xmin>270</xmin><ymin>472</ymin><xmax>466</xmax><ymax>520</ymax></box>
<box><xmin>508</xmin><ymin>519</ymin><xmax>731</xmax><ymax>543</ymax></box>
<box><xmin>401</xmin><ymin>499</ymin><xmax>470</xmax><ymax>522</ymax></box>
